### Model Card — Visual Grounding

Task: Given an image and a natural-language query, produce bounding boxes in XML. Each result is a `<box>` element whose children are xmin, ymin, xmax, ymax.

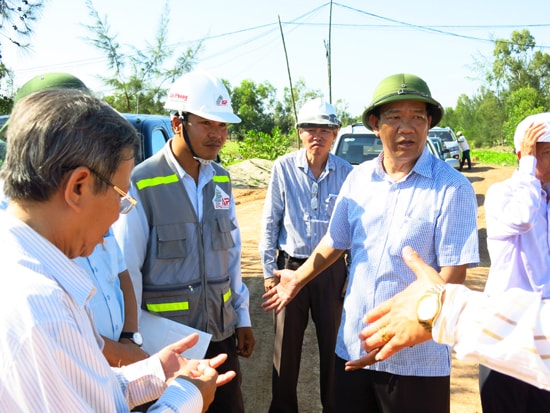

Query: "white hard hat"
<box><xmin>296</xmin><ymin>97</ymin><xmax>341</xmax><ymax>128</ymax></box>
<box><xmin>513</xmin><ymin>112</ymin><xmax>550</xmax><ymax>153</ymax></box>
<box><xmin>164</xmin><ymin>70</ymin><xmax>241</xmax><ymax>123</ymax></box>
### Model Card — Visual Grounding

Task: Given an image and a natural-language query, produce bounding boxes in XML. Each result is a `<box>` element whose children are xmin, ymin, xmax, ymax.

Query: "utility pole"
<box><xmin>326</xmin><ymin>0</ymin><xmax>333</xmax><ymax>103</ymax></box>
<box><xmin>278</xmin><ymin>14</ymin><xmax>300</xmax><ymax>147</ymax></box>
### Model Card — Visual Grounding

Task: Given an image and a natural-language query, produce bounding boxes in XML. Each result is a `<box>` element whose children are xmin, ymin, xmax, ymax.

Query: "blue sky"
<box><xmin>4</xmin><ymin>0</ymin><xmax>550</xmax><ymax>117</ymax></box>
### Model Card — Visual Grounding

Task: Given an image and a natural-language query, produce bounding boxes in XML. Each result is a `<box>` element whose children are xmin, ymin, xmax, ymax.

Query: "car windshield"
<box><xmin>429</xmin><ymin>130</ymin><xmax>454</xmax><ymax>142</ymax></box>
<box><xmin>334</xmin><ymin>133</ymin><xmax>382</xmax><ymax>165</ymax></box>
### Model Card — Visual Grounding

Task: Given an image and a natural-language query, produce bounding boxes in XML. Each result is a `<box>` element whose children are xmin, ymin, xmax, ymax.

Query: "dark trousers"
<box><xmin>461</xmin><ymin>149</ymin><xmax>471</xmax><ymax>169</ymax></box>
<box><xmin>204</xmin><ymin>335</ymin><xmax>244</xmax><ymax>413</ymax></box>
<box><xmin>334</xmin><ymin>356</ymin><xmax>450</xmax><ymax>413</ymax></box>
<box><xmin>268</xmin><ymin>253</ymin><xmax>347</xmax><ymax>413</ymax></box>
<box><xmin>480</xmin><ymin>365</ymin><xmax>550</xmax><ymax>413</ymax></box>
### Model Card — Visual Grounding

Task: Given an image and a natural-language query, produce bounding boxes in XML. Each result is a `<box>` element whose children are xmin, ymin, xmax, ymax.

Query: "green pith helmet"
<box><xmin>0</xmin><ymin>72</ymin><xmax>90</xmax><ymax>137</ymax></box>
<box><xmin>361</xmin><ymin>73</ymin><xmax>443</xmax><ymax>131</ymax></box>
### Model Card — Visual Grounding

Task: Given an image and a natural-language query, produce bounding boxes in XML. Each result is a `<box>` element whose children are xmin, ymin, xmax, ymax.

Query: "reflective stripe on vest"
<box><xmin>146</xmin><ymin>301</ymin><xmax>189</xmax><ymax>313</ymax></box>
<box><xmin>136</xmin><ymin>174</ymin><xmax>179</xmax><ymax>190</ymax></box>
<box><xmin>213</xmin><ymin>175</ymin><xmax>230</xmax><ymax>183</ymax></box>
<box><xmin>146</xmin><ymin>292</ymin><xmax>229</xmax><ymax>313</ymax></box>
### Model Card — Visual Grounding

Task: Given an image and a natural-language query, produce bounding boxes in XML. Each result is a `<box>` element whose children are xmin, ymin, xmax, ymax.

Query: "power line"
<box><xmin>13</xmin><ymin>2</ymin><xmax>550</xmax><ymax>75</ymax></box>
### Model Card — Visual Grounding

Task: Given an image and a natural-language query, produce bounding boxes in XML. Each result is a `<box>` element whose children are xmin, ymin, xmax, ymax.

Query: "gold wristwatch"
<box><xmin>416</xmin><ymin>284</ymin><xmax>446</xmax><ymax>332</ymax></box>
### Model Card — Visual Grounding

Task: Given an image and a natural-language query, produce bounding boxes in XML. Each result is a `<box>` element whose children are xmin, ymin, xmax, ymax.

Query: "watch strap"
<box><xmin>418</xmin><ymin>283</ymin><xmax>446</xmax><ymax>332</ymax></box>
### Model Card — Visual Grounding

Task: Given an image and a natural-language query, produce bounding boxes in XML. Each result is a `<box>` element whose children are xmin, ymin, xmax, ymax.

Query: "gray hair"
<box><xmin>1</xmin><ymin>88</ymin><xmax>140</xmax><ymax>201</ymax></box>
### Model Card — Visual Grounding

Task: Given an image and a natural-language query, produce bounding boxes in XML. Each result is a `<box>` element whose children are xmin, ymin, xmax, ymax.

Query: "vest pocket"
<box><xmin>206</xmin><ymin>276</ymin><xmax>238</xmax><ymax>339</ymax></box>
<box><xmin>142</xmin><ymin>282</ymin><xmax>201</xmax><ymax>327</ymax></box>
<box><xmin>211</xmin><ymin>215</ymin><xmax>236</xmax><ymax>250</ymax></box>
<box><xmin>157</xmin><ymin>223</ymin><xmax>188</xmax><ymax>259</ymax></box>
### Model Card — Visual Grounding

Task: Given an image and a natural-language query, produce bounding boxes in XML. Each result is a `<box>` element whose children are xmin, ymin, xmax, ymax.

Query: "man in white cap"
<box><xmin>114</xmin><ymin>70</ymin><xmax>254</xmax><ymax>413</ymax></box>
<box><xmin>260</xmin><ymin>98</ymin><xmax>353</xmax><ymax>412</ymax></box>
<box><xmin>480</xmin><ymin>113</ymin><xmax>550</xmax><ymax>412</ymax></box>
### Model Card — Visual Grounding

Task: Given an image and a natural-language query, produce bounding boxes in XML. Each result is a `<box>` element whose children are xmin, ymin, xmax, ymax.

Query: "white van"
<box><xmin>332</xmin><ymin>123</ymin><xmax>459</xmax><ymax>170</ymax></box>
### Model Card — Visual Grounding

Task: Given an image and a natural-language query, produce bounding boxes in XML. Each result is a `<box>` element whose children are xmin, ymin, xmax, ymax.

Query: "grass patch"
<box><xmin>473</xmin><ymin>148</ymin><xmax>517</xmax><ymax>167</ymax></box>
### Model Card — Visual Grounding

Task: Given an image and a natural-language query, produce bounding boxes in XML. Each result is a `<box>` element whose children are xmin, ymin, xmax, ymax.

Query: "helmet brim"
<box><xmin>362</xmin><ymin>93</ymin><xmax>443</xmax><ymax>131</ymax></box>
<box><xmin>295</xmin><ymin>122</ymin><xmax>339</xmax><ymax>129</ymax></box>
<box><xmin>167</xmin><ymin>107</ymin><xmax>242</xmax><ymax>124</ymax></box>
<box><xmin>194</xmin><ymin>110</ymin><xmax>241</xmax><ymax>124</ymax></box>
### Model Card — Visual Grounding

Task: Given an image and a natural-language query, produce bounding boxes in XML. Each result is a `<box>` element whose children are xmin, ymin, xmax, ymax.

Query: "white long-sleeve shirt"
<box><xmin>484</xmin><ymin>156</ymin><xmax>550</xmax><ymax>297</ymax></box>
<box><xmin>434</xmin><ymin>284</ymin><xmax>550</xmax><ymax>390</ymax></box>
<box><xmin>0</xmin><ymin>210</ymin><xmax>203</xmax><ymax>412</ymax></box>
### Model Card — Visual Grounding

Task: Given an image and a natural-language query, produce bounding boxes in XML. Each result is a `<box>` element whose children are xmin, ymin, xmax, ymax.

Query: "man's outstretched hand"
<box><xmin>345</xmin><ymin>246</ymin><xmax>445</xmax><ymax>370</ymax></box>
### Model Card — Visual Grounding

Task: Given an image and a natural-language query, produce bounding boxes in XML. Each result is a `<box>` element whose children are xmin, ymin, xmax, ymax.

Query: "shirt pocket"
<box><xmin>323</xmin><ymin>193</ymin><xmax>339</xmax><ymax>218</ymax></box>
<box><xmin>388</xmin><ymin>216</ymin><xmax>434</xmax><ymax>257</ymax></box>
<box><xmin>156</xmin><ymin>223</ymin><xmax>188</xmax><ymax>259</ymax></box>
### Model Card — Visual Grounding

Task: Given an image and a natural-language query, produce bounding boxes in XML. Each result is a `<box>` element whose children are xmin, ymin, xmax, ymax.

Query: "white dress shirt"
<box><xmin>435</xmin><ymin>284</ymin><xmax>550</xmax><ymax>390</ymax></box>
<box><xmin>0</xmin><ymin>210</ymin><xmax>202</xmax><ymax>412</ymax></box>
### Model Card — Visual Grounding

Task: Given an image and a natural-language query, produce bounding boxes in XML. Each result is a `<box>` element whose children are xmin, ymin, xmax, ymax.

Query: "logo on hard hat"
<box><xmin>216</xmin><ymin>95</ymin><xmax>228</xmax><ymax>106</ymax></box>
<box><xmin>170</xmin><ymin>92</ymin><xmax>188</xmax><ymax>101</ymax></box>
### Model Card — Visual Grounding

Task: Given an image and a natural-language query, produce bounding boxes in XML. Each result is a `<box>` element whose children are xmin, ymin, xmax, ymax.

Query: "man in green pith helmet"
<box><xmin>0</xmin><ymin>72</ymin><xmax>90</xmax><ymax>138</ymax></box>
<box><xmin>263</xmin><ymin>73</ymin><xmax>479</xmax><ymax>413</ymax></box>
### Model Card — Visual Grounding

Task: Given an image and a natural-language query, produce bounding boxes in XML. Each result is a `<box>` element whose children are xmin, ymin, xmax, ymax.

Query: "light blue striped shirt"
<box><xmin>0</xmin><ymin>210</ymin><xmax>203</xmax><ymax>412</ymax></box>
<box><xmin>74</xmin><ymin>228</ymin><xmax>127</xmax><ymax>341</ymax></box>
<box><xmin>259</xmin><ymin>149</ymin><xmax>353</xmax><ymax>278</ymax></box>
<box><xmin>327</xmin><ymin>147</ymin><xmax>479</xmax><ymax>376</ymax></box>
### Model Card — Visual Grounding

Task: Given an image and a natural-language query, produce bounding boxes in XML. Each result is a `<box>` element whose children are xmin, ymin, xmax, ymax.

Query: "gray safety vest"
<box><xmin>132</xmin><ymin>151</ymin><xmax>238</xmax><ymax>341</ymax></box>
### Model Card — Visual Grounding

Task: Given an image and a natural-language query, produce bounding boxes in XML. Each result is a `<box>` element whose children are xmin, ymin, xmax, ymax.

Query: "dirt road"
<box><xmin>234</xmin><ymin>162</ymin><xmax>516</xmax><ymax>413</ymax></box>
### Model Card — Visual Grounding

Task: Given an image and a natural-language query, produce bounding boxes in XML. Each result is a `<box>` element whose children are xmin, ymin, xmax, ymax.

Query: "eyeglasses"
<box><xmin>311</xmin><ymin>181</ymin><xmax>318</xmax><ymax>210</ymax></box>
<box><xmin>88</xmin><ymin>167</ymin><xmax>137</xmax><ymax>214</ymax></box>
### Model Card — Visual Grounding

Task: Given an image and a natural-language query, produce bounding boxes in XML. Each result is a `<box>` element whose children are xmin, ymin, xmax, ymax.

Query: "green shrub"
<box><xmin>219</xmin><ymin>141</ymin><xmax>241</xmax><ymax>166</ymax></box>
<box><xmin>237</xmin><ymin>127</ymin><xmax>292</xmax><ymax>161</ymax></box>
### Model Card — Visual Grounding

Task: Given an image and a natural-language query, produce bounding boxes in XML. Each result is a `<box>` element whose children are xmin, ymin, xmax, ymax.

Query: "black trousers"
<box><xmin>480</xmin><ymin>365</ymin><xmax>550</xmax><ymax>413</ymax></box>
<box><xmin>461</xmin><ymin>149</ymin><xmax>471</xmax><ymax>169</ymax></box>
<box><xmin>334</xmin><ymin>356</ymin><xmax>450</xmax><ymax>413</ymax></box>
<box><xmin>268</xmin><ymin>253</ymin><xmax>347</xmax><ymax>413</ymax></box>
<box><xmin>204</xmin><ymin>335</ymin><xmax>244</xmax><ymax>413</ymax></box>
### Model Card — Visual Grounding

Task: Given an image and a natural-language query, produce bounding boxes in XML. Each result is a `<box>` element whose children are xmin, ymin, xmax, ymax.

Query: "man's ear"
<box><xmin>171</xmin><ymin>116</ymin><xmax>182</xmax><ymax>134</ymax></box>
<box><xmin>64</xmin><ymin>166</ymin><xmax>93</xmax><ymax>212</ymax></box>
<box><xmin>369</xmin><ymin>113</ymin><xmax>380</xmax><ymax>134</ymax></box>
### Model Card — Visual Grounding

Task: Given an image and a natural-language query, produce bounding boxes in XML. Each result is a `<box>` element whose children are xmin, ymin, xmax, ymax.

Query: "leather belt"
<box><xmin>279</xmin><ymin>250</ymin><xmax>308</xmax><ymax>270</ymax></box>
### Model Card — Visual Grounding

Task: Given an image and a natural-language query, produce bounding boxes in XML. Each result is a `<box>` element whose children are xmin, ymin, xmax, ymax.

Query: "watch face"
<box><xmin>417</xmin><ymin>295</ymin><xmax>439</xmax><ymax>321</ymax></box>
<box><xmin>132</xmin><ymin>332</ymin><xmax>144</xmax><ymax>346</ymax></box>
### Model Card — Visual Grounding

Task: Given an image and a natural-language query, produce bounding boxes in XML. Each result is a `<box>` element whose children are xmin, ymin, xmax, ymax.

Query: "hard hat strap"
<box><xmin>180</xmin><ymin>113</ymin><xmax>213</xmax><ymax>166</ymax></box>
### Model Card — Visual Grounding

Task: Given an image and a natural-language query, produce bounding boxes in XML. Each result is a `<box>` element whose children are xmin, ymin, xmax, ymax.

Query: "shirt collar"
<box><xmin>374</xmin><ymin>145</ymin><xmax>434</xmax><ymax>181</ymax></box>
<box><xmin>165</xmin><ymin>138</ymin><xmax>215</xmax><ymax>181</ymax></box>
<box><xmin>296</xmin><ymin>148</ymin><xmax>334</xmax><ymax>176</ymax></box>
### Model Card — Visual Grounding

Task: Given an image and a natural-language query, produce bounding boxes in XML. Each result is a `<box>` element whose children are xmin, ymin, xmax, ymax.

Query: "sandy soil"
<box><xmin>232</xmin><ymin>160</ymin><xmax>516</xmax><ymax>413</ymax></box>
